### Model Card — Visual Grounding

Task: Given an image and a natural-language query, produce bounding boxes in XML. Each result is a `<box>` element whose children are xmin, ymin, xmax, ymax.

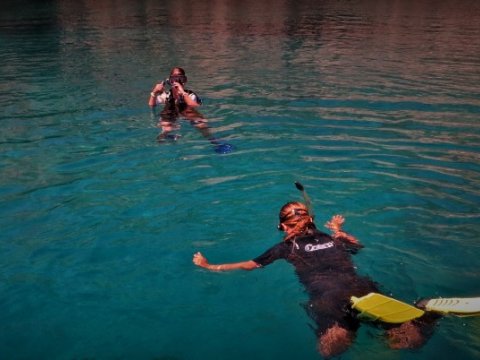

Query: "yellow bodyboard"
<box><xmin>351</xmin><ymin>293</ymin><xmax>425</xmax><ymax>324</ymax></box>
<box><xmin>425</xmin><ymin>297</ymin><xmax>480</xmax><ymax>317</ymax></box>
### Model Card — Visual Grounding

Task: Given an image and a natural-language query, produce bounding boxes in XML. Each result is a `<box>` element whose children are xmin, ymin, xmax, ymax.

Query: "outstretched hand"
<box><xmin>193</xmin><ymin>252</ymin><xmax>209</xmax><ymax>268</ymax></box>
<box><xmin>325</xmin><ymin>215</ymin><xmax>361</xmax><ymax>245</ymax></box>
<box><xmin>325</xmin><ymin>215</ymin><xmax>345</xmax><ymax>232</ymax></box>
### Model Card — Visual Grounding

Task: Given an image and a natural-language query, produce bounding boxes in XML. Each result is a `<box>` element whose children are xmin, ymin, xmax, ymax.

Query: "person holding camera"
<box><xmin>147</xmin><ymin>67</ymin><xmax>233</xmax><ymax>153</ymax></box>
<box><xmin>148</xmin><ymin>66</ymin><xmax>209</xmax><ymax>142</ymax></box>
<box><xmin>148</xmin><ymin>67</ymin><xmax>202</xmax><ymax>109</ymax></box>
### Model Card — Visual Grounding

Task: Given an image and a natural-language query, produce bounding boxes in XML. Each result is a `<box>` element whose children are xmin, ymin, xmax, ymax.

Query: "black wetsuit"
<box><xmin>253</xmin><ymin>228</ymin><xmax>379</xmax><ymax>335</ymax></box>
<box><xmin>160</xmin><ymin>89</ymin><xmax>202</xmax><ymax>119</ymax></box>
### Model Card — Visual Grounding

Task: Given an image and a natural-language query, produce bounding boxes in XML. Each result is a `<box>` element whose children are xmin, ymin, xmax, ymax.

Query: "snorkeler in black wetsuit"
<box><xmin>148</xmin><ymin>67</ymin><xmax>208</xmax><ymax>142</ymax></box>
<box><xmin>148</xmin><ymin>67</ymin><xmax>233</xmax><ymax>153</ymax></box>
<box><xmin>193</xmin><ymin>200</ymin><xmax>437</xmax><ymax>358</ymax></box>
<box><xmin>252</xmin><ymin>221</ymin><xmax>379</xmax><ymax>345</ymax></box>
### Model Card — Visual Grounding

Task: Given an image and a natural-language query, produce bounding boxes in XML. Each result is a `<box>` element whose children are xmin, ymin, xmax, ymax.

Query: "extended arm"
<box><xmin>325</xmin><ymin>215</ymin><xmax>362</xmax><ymax>246</ymax></box>
<box><xmin>193</xmin><ymin>252</ymin><xmax>259</xmax><ymax>271</ymax></box>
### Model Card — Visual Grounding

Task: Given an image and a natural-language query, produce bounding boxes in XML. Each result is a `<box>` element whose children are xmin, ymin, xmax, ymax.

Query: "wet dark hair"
<box><xmin>170</xmin><ymin>67</ymin><xmax>186</xmax><ymax>76</ymax></box>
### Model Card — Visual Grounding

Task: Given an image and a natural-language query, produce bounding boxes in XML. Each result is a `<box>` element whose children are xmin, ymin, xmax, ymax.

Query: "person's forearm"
<box><xmin>149</xmin><ymin>82</ymin><xmax>165</xmax><ymax>107</ymax></box>
<box><xmin>203</xmin><ymin>260</ymin><xmax>258</xmax><ymax>271</ymax></box>
<box><xmin>334</xmin><ymin>230</ymin><xmax>362</xmax><ymax>246</ymax></box>
<box><xmin>181</xmin><ymin>93</ymin><xmax>199</xmax><ymax>107</ymax></box>
<box><xmin>148</xmin><ymin>92</ymin><xmax>157</xmax><ymax>107</ymax></box>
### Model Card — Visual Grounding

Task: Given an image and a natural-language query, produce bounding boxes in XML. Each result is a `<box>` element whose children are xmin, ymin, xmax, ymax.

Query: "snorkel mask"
<box><xmin>164</xmin><ymin>75</ymin><xmax>187</xmax><ymax>87</ymax></box>
<box><xmin>277</xmin><ymin>182</ymin><xmax>315</xmax><ymax>230</ymax></box>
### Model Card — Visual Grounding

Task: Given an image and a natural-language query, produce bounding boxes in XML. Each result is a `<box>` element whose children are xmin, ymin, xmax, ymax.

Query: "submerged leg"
<box><xmin>385</xmin><ymin>313</ymin><xmax>439</xmax><ymax>350</ymax></box>
<box><xmin>386</xmin><ymin>321</ymin><xmax>425</xmax><ymax>349</ymax></box>
<box><xmin>317</xmin><ymin>323</ymin><xmax>355</xmax><ymax>359</ymax></box>
<box><xmin>157</xmin><ymin>119</ymin><xmax>181</xmax><ymax>142</ymax></box>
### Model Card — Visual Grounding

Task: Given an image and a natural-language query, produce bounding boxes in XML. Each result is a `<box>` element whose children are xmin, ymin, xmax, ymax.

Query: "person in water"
<box><xmin>148</xmin><ymin>67</ymin><xmax>233</xmax><ymax>153</ymax></box>
<box><xmin>193</xmin><ymin>201</ymin><xmax>437</xmax><ymax>358</ymax></box>
<box><xmin>149</xmin><ymin>66</ymin><xmax>202</xmax><ymax>109</ymax></box>
<box><xmin>148</xmin><ymin>67</ymin><xmax>211</xmax><ymax>142</ymax></box>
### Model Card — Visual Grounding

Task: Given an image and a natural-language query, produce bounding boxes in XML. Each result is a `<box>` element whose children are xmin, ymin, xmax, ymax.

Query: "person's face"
<box><xmin>279</xmin><ymin>223</ymin><xmax>298</xmax><ymax>241</ymax></box>
<box><xmin>169</xmin><ymin>71</ymin><xmax>186</xmax><ymax>85</ymax></box>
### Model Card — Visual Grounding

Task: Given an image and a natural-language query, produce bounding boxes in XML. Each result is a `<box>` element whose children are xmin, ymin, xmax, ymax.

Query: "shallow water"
<box><xmin>1</xmin><ymin>0</ymin><xmax>480</xmax><ymax>359</ymax></box>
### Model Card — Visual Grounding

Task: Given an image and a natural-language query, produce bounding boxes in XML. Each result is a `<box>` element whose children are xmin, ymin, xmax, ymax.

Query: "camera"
<box><xmin>163</xmin><ymin>75</ymin><xmax>187</xmax><ymax>87</ymax></box>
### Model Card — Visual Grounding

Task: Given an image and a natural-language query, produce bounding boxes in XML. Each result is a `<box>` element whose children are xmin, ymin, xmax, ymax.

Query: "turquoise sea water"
<box><xmin>1</xmin><ymin>0</ymin><xmax>480</xmax><ymax>359</ymax></box>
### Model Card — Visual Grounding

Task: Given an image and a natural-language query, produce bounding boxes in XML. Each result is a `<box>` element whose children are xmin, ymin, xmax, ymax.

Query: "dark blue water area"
<box><xmin>1</xmin><ymin>0</ymin><xmax>480</xmax><ymax>359</ymax></box>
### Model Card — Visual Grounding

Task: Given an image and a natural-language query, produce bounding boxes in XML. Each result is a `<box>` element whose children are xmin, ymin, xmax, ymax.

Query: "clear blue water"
<box><xmin>1</xmin><ymin>0</ymin><xmax>480</xmax><ymax>359</ymax></box>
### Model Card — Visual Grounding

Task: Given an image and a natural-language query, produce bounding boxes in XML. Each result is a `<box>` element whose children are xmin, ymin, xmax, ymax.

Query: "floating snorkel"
<box><xmin>295</xmin><ymin>181</ymin><xmax>314</xmax><ymax>219</ymax></box>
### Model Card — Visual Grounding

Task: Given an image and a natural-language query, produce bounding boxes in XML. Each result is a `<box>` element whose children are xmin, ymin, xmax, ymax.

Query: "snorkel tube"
<box><xmin>295</xmin><ymin>181</ymin><xmax>314</xmax><ymax>219</ymax></box>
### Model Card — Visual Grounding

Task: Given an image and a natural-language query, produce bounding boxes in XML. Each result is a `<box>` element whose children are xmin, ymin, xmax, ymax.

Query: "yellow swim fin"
<box><xmin>351</xmin><ymin>293</ymin><xmax>425</xmax><ymax>324</ymax></box>
<box><xmin>423</xmin><ymin>297</ymin><xmax>480</xmax><ymax>317</ymax></box>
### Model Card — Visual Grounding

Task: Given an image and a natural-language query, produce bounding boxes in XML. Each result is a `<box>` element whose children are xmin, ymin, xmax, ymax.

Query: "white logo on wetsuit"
<box><xmin>305</xmin><ymin>241</ymin><xmax>334</xmax><ymax>252</ymax></box>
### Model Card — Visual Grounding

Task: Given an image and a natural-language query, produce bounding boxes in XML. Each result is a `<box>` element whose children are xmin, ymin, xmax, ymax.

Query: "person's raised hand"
<box><xmin>172</xmin><ymin>81</ymin><xmax>186</xmax><ymax>94</ymax></box>
<box><xmin>325</xmin><ymin>215</ymin><xmax>345</xmax><ymax>232</ymax></box>
<box><xmin>152</xmin><ymin>82</ymin><xmax>165</xmax><ymax>93</ymax></box>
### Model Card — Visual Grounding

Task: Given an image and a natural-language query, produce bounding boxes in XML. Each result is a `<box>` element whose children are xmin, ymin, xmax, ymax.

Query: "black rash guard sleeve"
<box><xmin>252</xmin><ymin>242</ymin><xmax>290</xmax><ymax>267</ymax></box>
<box><xmin>336</xmin><ymin>234</ymin><xmax>364</xmax><ymax>254</ymax></box>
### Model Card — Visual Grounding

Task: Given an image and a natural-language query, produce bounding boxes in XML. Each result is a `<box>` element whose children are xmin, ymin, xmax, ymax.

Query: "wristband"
<box><xmin>150</xmin><ymin>92</ymin><xmax>156</xmax><ymax>98</ymax></box>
